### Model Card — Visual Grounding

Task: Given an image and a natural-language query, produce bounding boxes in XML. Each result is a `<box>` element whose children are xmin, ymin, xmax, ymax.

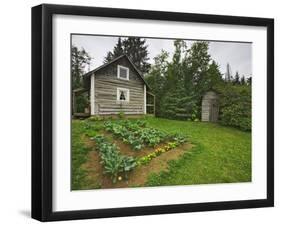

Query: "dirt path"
<box><xmin>81</xmin><ymin>133</ymin><xmax>193</xmax><ymax>189</ymax></box>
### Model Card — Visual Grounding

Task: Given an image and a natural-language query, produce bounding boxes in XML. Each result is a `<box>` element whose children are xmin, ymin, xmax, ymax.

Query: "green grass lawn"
<box><xmin>145</xmin><ymin>117</ymin><xmax>251</xmax><ymax>186</ymax></box>
<box><xmin>71</xmin><ymin>117</ymin><xmax>251</xmax><ymax>189</ymax></box>
<box><xmin>71</xmin><ymin>120</ymin><xmax>100</xmax><ymax>190</ymax></box>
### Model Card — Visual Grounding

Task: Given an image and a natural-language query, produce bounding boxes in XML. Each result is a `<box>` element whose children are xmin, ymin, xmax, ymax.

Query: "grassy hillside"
<box><xmin>71</xmin><ymin>117</ymin><xmax>251</xmax><ymax>189</ymax></box>
<box><xmin>145</xmin><ymin>117</ymin><xmax>251</xmax><ymax>186</ymax></box>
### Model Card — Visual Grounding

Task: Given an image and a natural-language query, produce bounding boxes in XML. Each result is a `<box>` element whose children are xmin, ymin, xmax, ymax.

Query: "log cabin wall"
<box><xmin>92</xmin><ymin>57</ymin><xmax>145</xmax><ymax>115</ymax></box>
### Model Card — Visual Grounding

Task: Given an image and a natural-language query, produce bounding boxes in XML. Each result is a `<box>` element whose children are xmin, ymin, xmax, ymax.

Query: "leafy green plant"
<box><xmin>136</xmin><ymin>156</ymin><xmax>151</xmax><ymax>165</ymax></box>
<box><xmin>121</xmin><ymin>156</ymin><xmax>137</xmax><ymax>179</ymax></box>
<box><xmin>104</xmin><ymin>120</ymin><xmax>169</xmax><ymax>150</ymax></box>
<box><xmin>101</xmin><ymin>150</ymin><xmax>124</xmax><ymax>183</ymax></box>
<box><xmin>135</xmin><ymin>120</ymin><xmax>147</xmax><ymax>127</ymax></box>
<box><xmin>93</xmin><ymin>135</ymin><xmax>137</xmax><ymax>183</ymax></box>
<box><xmin>172</xmin><ymin>134</ymin><xmax>187</xmax><ymax>145</ymax></box>
<box><xmin>118</xmin><ymin>111</ymin><xmax>125</xmax><ymax>119</ymax></box>
<box><xmin>87</xmin><ymin>115</ymin><xmax>103</xmax><ymax>121</ymax></box>
<box><xmin>104</xmin><ymin>120</ymin><xmax>187</xmax><ymax>152</ymax></box>
<box><xmin>219</xmin><ymin>84</ymin><xmax>251</xmax><ymax>131</ymax></box>
<box><xmin>83</xmin><ymin>121</ymin><xmax>103</xmax><ymax>137</ymax></box>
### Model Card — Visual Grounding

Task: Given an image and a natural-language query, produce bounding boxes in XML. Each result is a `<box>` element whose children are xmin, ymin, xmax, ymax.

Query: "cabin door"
<box><xmin>209</xmin><ymin>99</ymin><xmax>219</xmax><ymax>122</ymax></box>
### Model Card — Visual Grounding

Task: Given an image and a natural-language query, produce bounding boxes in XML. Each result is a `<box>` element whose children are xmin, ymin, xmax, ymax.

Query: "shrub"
<box><xmin>76</xmin><ymin>93</ymin><xmax>89</xmax><ymax>113</ymax></box>
<box><xmin>118</xmin><ymin>111</ymin><xmax>125</xmax><ymax>119</ymax></box>
<box><xmin>160</xmin><ymin>89</ymin><xmax>196</xmax><ymax>120</ymax></box>
<box><xmin>219</xmin><ymin>84</ymin><xmax>251</xmax><ymax>131</ymax></box>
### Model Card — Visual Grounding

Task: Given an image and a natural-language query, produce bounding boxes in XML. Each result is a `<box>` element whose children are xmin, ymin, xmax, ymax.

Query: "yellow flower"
<box><xmin>155</xmin><ymin>148</ymin><xmax>161</xmax><ymax>153</ymax></box>
<box><xmin>118</xmin><ymin>176</ymin><xmax>122</xmax><ymax>181</ymax></box>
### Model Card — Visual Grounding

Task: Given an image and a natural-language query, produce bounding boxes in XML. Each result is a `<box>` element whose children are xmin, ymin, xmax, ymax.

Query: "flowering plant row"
<box><xmin>136</xmin><ymin>135</ymin><xmax>187</xmax><ymax>166</ymax></box>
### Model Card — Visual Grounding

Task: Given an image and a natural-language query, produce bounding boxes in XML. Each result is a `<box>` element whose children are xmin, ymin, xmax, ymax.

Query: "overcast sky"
<box><xmin>72</xmin><ymin>35</ymin><xmax>252</xmax><ymax>78</ymax></box>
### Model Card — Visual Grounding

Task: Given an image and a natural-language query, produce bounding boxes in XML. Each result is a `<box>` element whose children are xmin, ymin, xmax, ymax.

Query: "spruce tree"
<box><xmin>246</xmin><ymin>76</ymin><xmax>252</xmax><ymax>86</ymax></box>
<box><xmin>240</xmin><ymin>75</ymin><xmax>246</xmax><ymax>85</ymax></box>
<box><xmin>104</xmin><ymin>37</ymin><xmax>124</xmax><ymax>63</ymax></box>
<box><xmin>206</xmin><ymin>60</ymin><xmax>224</xmax><ymax>89</ymax></box>
<box><xmin>104</xmin><ymin>37</ymin><xmax>150</xmax><ymax>73</ymax></box>
<box><xmin>233</xmin><ymin>71</ymin><xmax>240</xmax><ymax>85</ymax></box>
<box><xmin>185</xmin><ymin>41</ymin><xmax>211</xmax><ymax>117</ymax></box>
<box><xmin>160</xmin><ymin>40</ymin><xmax>196</xmax><ymax>120</ymax></box>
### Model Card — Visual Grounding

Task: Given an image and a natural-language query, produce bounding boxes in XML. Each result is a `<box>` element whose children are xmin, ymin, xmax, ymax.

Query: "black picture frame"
<box><xmin>31</xmin><ymin>3</ymin><xmax>274</xmax><ymax>222</ymax></box>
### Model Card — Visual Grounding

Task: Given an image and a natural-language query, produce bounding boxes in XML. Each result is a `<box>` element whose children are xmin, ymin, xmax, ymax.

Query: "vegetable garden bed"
<box><xmin>72</xmin><ymin>117</ymin><xmax>251</xmax><ymax>190</ymax></box>
<box><xmin>78</xmin><ymin>119</ymin><xmax>190</xmax><ymax>188</ymax></box>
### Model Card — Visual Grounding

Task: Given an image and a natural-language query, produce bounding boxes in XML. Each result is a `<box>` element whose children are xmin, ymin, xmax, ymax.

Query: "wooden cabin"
<box><xmin>73</xmin><ymin>55</ymin><xmax>154</xmax><ymax>116</ymax></box>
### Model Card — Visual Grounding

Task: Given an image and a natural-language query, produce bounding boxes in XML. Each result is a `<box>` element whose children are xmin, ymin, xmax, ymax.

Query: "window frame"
<box><xmin>116</xmin><ymin>87</ymin><xmax>130</xmax><ymax>103</ymax></box>
<box><xmin>117</xmin><ymin>65</ymin><xmax>129</xmax><ymax>80</ymax></box>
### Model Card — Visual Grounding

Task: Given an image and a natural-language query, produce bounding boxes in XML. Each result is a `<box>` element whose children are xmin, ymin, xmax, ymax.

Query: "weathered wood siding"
<box><xmin>201</xmin><ymin>91</ymin><xmax>219</xmax><ymax>122</ymax></box>
<box><xmin>91</xmin><ymin>57</ymin><xmax>145</xmax><ymax>115</ymax></box>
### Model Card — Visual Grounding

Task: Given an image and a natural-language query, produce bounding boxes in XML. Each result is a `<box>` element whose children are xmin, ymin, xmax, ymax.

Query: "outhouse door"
<box><xmin>209</xmin><ymin>99</ymin><xmax>219</xmax><ymax>122</ymax></box>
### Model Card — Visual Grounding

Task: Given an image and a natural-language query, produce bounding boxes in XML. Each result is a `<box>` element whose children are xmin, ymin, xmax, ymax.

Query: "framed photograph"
<box><xmin>32</xmin><ymin>4</ymin><xmax>274</xmax><ymax>221</ymax></box>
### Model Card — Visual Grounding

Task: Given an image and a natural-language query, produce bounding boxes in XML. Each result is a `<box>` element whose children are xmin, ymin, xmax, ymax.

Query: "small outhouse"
<box><xmin>201</xmin><ymin>90</ymin><xmax>219</xmax><ymax>122</ymax></box>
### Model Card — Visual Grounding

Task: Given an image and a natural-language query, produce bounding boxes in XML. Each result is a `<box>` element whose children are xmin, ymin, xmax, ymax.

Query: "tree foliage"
<box><xmin>145</xmin><ymin>50</ymin><xmax>169</xmax><ymax>116</ymax></box>
<box><xmin>104</xmin><ymin>37</ymin><xmax>150</xmax><ymax>73</ymax></box>
<box><xmin>146</xmin><ymin>40</ymin><xmax>222</xmax><ymax>120</ymax></box>
<box><xmin>145</xmin><ymin>40</ymin><xmax>251</xmax><ymax>131</ymax></box>
<box><xmin>104</xmin><ymin>37</ymin><xmax>123</xmax><ymax>64</ymax></box>
<box><xmin>71</xmin><ymin>45</ymin><xmax>92</xmax><ymax>113</ymax></box>
<box><xmin>218</xmin><ymin>84</ymin><xmax>251</xmax><ymax>131</ymax></box>
<box><xmin>71</xmin><ymin>45</ymin><xmax>92</xmax><ymax>89</ymax></box>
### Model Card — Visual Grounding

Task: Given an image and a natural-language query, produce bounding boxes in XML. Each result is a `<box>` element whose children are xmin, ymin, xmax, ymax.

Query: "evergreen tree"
<box><xmin>160</xmin><ymin>40</ymin><xmax>197</xmax><ymax>120</ymax></box>
<box><xmin>233</xmin><ymin>71</ymin><xmax>240</xmax><ymax>85</ymax></box>
<box><xmin>145</xmin><ymin>50</ymin><xmax>169</xmax><ymax>116</ymax></box>
<box><xmin>114</xmin><ymin>37</ymin><xmax>124</xmax><ymax>56</ymax></box>
<box><xmin>160</xmin><ymin>87</ymin><xmax>196</xmax><ymax>120</ymax></box>
<box><xmin>185</xmin><ymin>41</ymin><xmax>211</xmax><ymax>117</ymax></box>
<box><xmin>240</xmin><ymin>75</ymin><xmax>246</xmax><ymax>85</ymax></box>
<box><xmin>104</xmin><ymin>37</ymin><xmax>123</xmax><ymax>63</ymax></box>
<box><xmin>104</xmin><ymin>51</ymin><xmax>114</xmax><ymax>63</ymax></box>
<box><xmin>71</xmin><ymin>45</ymin><xmax>92</xmax><ymax>89</ymax></box>
<box><xmin>206</xmin><ymin>60</ymin><xmax>224</xmax><ymax>89</ymax></box>
<box><xmin>246</xmin><ymin>76</ymin><xmax>252</xmax><ymax>86</ymax></box>
<box><xmin>104</xmin><ymin>37</ymin><xmax>150</xmax><ymax>73</ymax></box>
<box><xmin>123</xmin><ymin>37</ymin><xmax>150</xmax><ymax>73</ymax></box>
<box><xmin>71</xmin><ymin>45</ymin><xmax>92</xmax><ymax>113</ymax></box>
<box><xmin>165</xmin><ymin>40</ymin><xmax>186</xmax><ymax>90</ymax></box>
<box><xmin>225</xmin><ymin>63</ymin><xmax>232</xmax><ymax>82</ymax></box>
<box><xmin>186</xmin><ymin>41</ymin><xmax>210</xmax><ymax>92</ymax></box>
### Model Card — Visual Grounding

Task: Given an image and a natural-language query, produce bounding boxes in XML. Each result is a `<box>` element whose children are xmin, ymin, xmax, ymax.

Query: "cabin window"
<box><xmin>117</xmin><ymin>65</ymin><xmax>129</xmax><ymax>80</ymax></box>
<box><xmin>117</xmin><ymin>88</ymin><xmax>130</xmax><ymax>102</ymax></box>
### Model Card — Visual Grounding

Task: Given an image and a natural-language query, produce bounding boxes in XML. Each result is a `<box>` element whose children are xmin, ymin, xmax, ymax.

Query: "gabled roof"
<box><xmin>83</xmin><ymin>55</ymin><xmax>150</xmax><ymax>89</ymax></box>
